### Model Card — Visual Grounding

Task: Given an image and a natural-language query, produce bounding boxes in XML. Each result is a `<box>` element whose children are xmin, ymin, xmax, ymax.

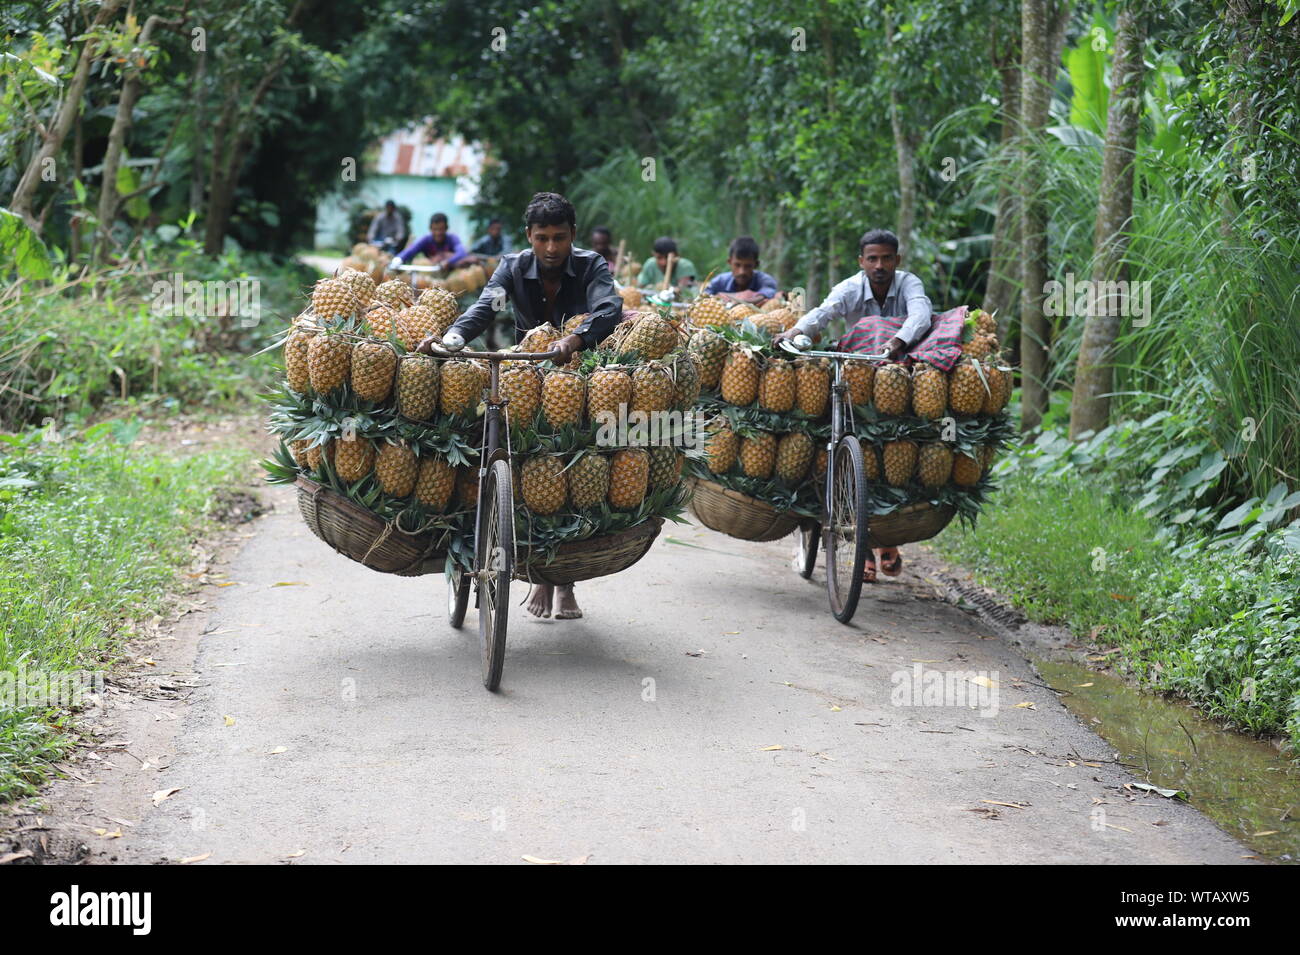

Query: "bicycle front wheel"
<box><xmin>477</xmin><ymin>459</ymin><xmax>514</xmax><ymax>691</ymax></box>
<box><xmin>824</xmin><ymin>435</ymin><xmax>869</xmax><ymax>624</ymax></box>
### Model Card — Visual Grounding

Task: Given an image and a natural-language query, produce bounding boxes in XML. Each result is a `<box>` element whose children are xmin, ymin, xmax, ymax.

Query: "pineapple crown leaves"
<box><xmin>261</xmin><ymin>441</ymin><xmax>301</xmax><ymax>485</ymax></box>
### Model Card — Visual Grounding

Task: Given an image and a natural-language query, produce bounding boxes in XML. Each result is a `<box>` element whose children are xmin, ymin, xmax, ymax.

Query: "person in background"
<box><xmin>390</xmin><ymin>212</ymin><xmax>468</xmax><ymax>268</ymax></box>
<box><xmin>775</xmin><ymin>228</ymin><xmax>933</xmax><ymax>584</ymax></box>
<box><xmin>469</xmin><ymin>218</ymin><xmax>512</xmax><ymax>258</ymax></box>
<box><xmin>367</xmin><ymin>200</ymin><xmax>407</xmax><ymax>252</ymax></box>
<box><xmin>636</xmin><ymin>236</ymin><xmax>697</xmax><ymax>290</ymax></box>
<box><xmin>590</xmin><ymin>225</ymin><xmax>616</xmax><ymax>269</ymax></box>
<box><xmin>704</xmin><ymin>235</ymin><xmax>778</xmax><ymax>303</ymax></box>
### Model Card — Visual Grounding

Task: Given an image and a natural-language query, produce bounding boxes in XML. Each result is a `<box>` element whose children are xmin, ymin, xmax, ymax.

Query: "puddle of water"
<box><xmin>1038</xmin><ymin>658</ymin><xmax>1300</xmax><ymax>863</ymax></box>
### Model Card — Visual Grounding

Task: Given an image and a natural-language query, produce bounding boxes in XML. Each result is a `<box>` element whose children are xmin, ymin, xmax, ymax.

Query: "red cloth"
<box><xmin>837</xmin><ymin>305</ymin><xmax>968</xmax><ymax>372</ymax></box>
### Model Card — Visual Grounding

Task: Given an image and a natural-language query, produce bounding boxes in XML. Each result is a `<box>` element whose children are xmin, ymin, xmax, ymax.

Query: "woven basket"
<box><xmin>295</xmin><ymin>476</ymin><xmax>445</xmax><ymax>576</ymax></box>
<box><xmin>515</xmin><ymin>517</ymin><xmax>663</xmax><ymax>585</ymax></box>
<box><xmin>867</xmin><ymin>502</ymin><xmax>956</xmax><ymax>547</ymax></box>
<box><xmin>687</xmin><ymin>477</ymin><xmax>801</xmax><ymax>542</ymax></box>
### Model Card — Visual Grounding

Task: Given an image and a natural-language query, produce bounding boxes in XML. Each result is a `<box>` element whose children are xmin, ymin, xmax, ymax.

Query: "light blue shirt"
<box><xmin>795</xmin><ymin>269</ymin><xmax>933</xmax><ymax>345</ymax></box>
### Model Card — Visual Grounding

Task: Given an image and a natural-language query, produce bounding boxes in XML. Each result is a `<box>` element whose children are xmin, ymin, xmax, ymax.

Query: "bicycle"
<box><xmin>779</xmin><ymin>336</ymin><xmax>890</xmax><ymax>624</ymax></box>
<box><xmin>422</xmin><ymin>338</ymin><xmax>563</xmax><ymax>691</ymax></box>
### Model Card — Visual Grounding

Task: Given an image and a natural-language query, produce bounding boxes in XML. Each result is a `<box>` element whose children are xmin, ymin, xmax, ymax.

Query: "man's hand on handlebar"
<box><xmin>550</xmin><ymin>333</ymin><xmax>584</xmax><ymax>364</ymax></box>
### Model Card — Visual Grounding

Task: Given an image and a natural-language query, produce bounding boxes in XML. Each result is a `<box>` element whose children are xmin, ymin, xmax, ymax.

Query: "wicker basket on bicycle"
<box><xmin>686</xmin><ymin>476</ymin><xmax>802</xmax><ymax>542</ymax></box>
<box><xmin>865</xmin><ymin>501</ymin><xmax>956</xmax><ymax>547</ymax></box>
<box><xmin>514</xmin><ymin>517</ymin><xmax>664</xmax><ymax>585</ymax></box>
<box><xmin>294</xmin><ymin>475</ymin><xmax>446</xmax><ymax>576</ymax></box>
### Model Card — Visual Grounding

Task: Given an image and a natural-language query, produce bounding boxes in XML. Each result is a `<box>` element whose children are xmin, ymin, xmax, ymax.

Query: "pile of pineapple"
<box><xmin>683</xmin><ymin>298</ymin><xmax>1015</xmax><ymax>528</ymax></box>
<box><xmin>264</xmin><ymin>269</ymin><xmax>692</xmax><ymax>572</ymax></box>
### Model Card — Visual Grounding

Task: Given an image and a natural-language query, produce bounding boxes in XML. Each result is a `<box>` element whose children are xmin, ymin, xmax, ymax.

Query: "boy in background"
<box><xmin>704</xmin><ymin>235</ymin><xmax>778</xmax><ymax>303</ymax></box>
<box><xmin>636</xmin><ymin>236</ymin><xmax>697</xmax><ymax>289</ymax></box>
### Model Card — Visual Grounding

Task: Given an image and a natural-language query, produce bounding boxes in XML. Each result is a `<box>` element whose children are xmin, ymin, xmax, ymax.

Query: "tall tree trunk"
<box><xmin>772</xmin><ymin>204</ymin><xmax>785</xmax><ymax>288</ymax></box>
<box><xmin>1018</xmin><ymin>0</ymin><xmax>1052</xmax><ymax>434</ymax></box>
<box><xmin>8</xmin><ymin>0</ymin><xmax>128</xmax><ymax>229</ymax></box>
<box><xmin>1069</xmin><ymin>5</ymin><xmax>1145</xmax><ymax>439</ymax></box>
<box><xmin>95</xmin><ymin>13</ymin><xmax>177</xmax><ymax>261</ymax></box>
<box><xmin>885</xmin><ymin>14</ymin><xmax>917</xmax><ymax>252</ymax></box>
<box><xmin>189</xmin><ymin>48</ymin><xmax>207</xmax><ymax>216</ymax></box>
<box><xmin>983</xmin><ymin>31</ymin><xmax>1022</xmax><ymax>329</ymax></box>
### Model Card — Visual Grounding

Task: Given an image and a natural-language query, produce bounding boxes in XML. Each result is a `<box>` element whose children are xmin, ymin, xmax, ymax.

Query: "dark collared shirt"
<box><xmin>451</xmin><ymin>247</ymin><xmax>622</xmax><ymax>349</ymax></box>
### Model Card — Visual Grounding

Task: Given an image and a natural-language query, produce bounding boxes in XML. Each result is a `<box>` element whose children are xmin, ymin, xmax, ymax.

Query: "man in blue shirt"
<box><xmin>704</xmin><ymin>236</ymin><xmax>779</xmax><ymax>303</ymax></box>
<box><xmin>391</xmin><ymin>212</ymin><xmax>468</xmax><ymax>268</ymax></box>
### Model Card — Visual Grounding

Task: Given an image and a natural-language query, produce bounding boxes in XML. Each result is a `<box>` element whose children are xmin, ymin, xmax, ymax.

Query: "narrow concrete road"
<box><xmin>43</xmin><ymin>486</ymin><xmax>1251</xmax><ymax>865</ymax></box>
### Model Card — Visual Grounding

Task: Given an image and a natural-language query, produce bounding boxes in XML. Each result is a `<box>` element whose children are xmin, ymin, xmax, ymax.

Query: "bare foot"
<box><xmin>877</xmin><ymin>547</ymin><xmax>903</xmax><ymax>577</ymax></box>
<box><xmin>554</xmin><ymin>584</ymin><xmax>582</xmax><ymax>620</ymax></box>
<box><xmin>526</xmin><ymin>584</ymin><xmax>553</xmax><ymax>618</ymax></box>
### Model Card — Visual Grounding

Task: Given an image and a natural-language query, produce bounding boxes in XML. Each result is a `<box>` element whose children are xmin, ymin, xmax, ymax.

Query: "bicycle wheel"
<box><xmin>446</xmin><ymin>565</ymin><xmax>470</xmax><ymax>629</ymax></box>
<box><xmin>795</xmin><ymin>520</ymin><xmax>820</xmax><ymax>579</ymax></box>
<box><xmin>477</xmin><ymin>458</ymin><xmax>514</xmax><ymax>691</ymax></box>
<box><xmin>824</xmin><ymin>434</ymin><xmax>869</xmax><ymax>624</ymax></box>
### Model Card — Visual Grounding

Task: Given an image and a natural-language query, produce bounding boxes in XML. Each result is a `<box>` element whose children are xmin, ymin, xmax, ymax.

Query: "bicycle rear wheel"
<box><xmin>824</xmin><ymin>435</ymin><xmax>869</xmax><ymax>624</ymax></box>
<box><xmin>446</xmin><ymin>565</ymin><xmax>470</xmax><ymax>629</ymax></box>
<box><xmin>795</xmin><ymin>520</ymin><xmax>820</xmax><ymax>579</ymax></box>
<box><xmin>477</xmin><ymin>459</ymin><xmax>514</xmax><ymax>691</ymax></box>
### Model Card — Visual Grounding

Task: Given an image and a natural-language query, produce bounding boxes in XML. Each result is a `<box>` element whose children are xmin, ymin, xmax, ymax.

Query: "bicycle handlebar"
<box><xmin>422</xmin><ymin>343</ymin><xmax>565</xmax><ymax>362</ymax></box>
<box><xmin>777</xmin><ymin>339</ymin><xmax>891</xmax><ymax>363</ymax></box>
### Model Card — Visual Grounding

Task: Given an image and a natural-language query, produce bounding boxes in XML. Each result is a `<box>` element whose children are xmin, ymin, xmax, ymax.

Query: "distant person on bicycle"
<box><xmin>704</xmin><ymin>235</ymin><xmax>778</xmax><ymax>304</ymax></box>
<box><xmin>467</xmin><ymin>218</ymin><xmax>512</xmax><ymax>260</ymax></box>
<box><xmin>367</xmin><ymin>200</ymin><xmax>407</xmax><ymax>253</ymax></box>
<box><xmin>391</xmin><ymin>212</ymin><xmax>469</xmax><ymax>268</ymax></box>
<box><xmin>775</xmin><ymin>228</ymin><xmax>934</xmax><ymax>584</ymax></box>
<box><xmin>417</xmin><ymin>191</ymin><xmax>623</xmax><ymax>622</ymax></box>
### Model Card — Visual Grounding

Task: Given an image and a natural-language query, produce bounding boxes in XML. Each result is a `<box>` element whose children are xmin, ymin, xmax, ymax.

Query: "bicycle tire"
<box><xmin>446</xmin><ymin>565</ymin><xmax>470</xmax><ymax>629</ymax></box>
<box><xmin>478</xmin><ymin>459</ymin><xmax>514</xmax><ymax>691</ymax></box>
<box><xmin>824</xmin><ymin>434</ymin><xmax>869</xmax><ymax>624</ymax></box>
<box><xmin>796</xmin><ymin>520</ymin><xmax>820</xmax><ymax>579</ymax></box>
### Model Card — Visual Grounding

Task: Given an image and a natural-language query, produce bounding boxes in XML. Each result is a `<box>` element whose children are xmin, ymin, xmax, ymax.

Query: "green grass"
<box><xmin>935</xmin><ymin>465</ymin><xmax>1300</xmax><ymax>752</ymax></box>
<box><xmin>0</xmin><ymin>419</ymin><xmax>247</xmax><ymax>800</ymax></box>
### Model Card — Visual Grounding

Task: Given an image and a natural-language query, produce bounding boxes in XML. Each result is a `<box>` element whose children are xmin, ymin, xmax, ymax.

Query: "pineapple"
<box><xmin>916</xmin><ymin>443</ymin><xmax>954</xmax><ymax>488</ymax></box>
<box><xmin>335</xmin><ymin>437</ymin><xmax>376</xmax><ymax>483</ymax></box>
<box><xmin>739</xmin><ymin>432</ymin><xmax>777</xmax><ymax>479</ymax></box>
<box><xmin>971</xmin><ymin>307</ymin><xmax>997</xmax><ymax>336</ymax></box>
<box><xmin>948</xmin><ymin>359</ymin><xmax>988</xmax><ymax>415</ymax></box>
<box><xmin>311</xmin><ymin>278</ymin><xmax>360</xmax><ymax>321</ymax></box>
<box><xmin>863</xmin><ymin>442</ymin><xmax>881</xmax><ymax>481</ymax></box>
<box><xmin>688</xmin><ymin>328</ymin><xmax>730</xmax><ymax>389</ymax></box>
<box><xmin>440</xmin><ymin>360</ymin><xmax>481</xmax><ymax>416</ymax></box>
<box><xmin>775</xmin><ymin>432</ymin><xmax>814</xmax><ymax>484</ymax></box>
<box><xmin>671</xmin><ymin>353</ymin><xmax>701</xmax><ymax>409</ymax></box>
<box><xmin>587</xmin><ymin>367</ymin><xmax>632</xmax><ymax>420</ymax></box>
<box><xmin>569</xmin><ymin>453</ymin><xmax>611</xmax><ymax>509</ymax></box>
<box><xmin>375</xmin><ymin>279</ymin><xmax>415</xmax><ymax>310</ymax></box>
<box><xmin>729</xmin><ymin>302</ymin><xmax>760</xmax><ymax>324</ymax></box>
<box><xmin>795</xmin><ymin>359</ymin><xmax>831</xmax><ymax>418</ymax></box>
<box><xmin>307</xmin><ymin>329</ymin><xmax>351</xmax><ymax>394</ymax></box>
<box><xmin>364</xmin><ymin>304</ymin><xmax>399</xmax><ymax>341</ymax></box>
<box><xmin>339</xmin><ymin>268</ymin><xmax>375</xmax><ymax>304</ymax></box>
<box><xmin>720</xmin><ymin>348</ymin><xmax>760</xmax><ymax>406</ymax></box>
<box><xmin>704</xmin><ymin>421</ymin><xmax>739</xmax><ymax>474</ymax></box>
<box><xmin>814</xmin><ymin>446</ymin><xmax>828</xmax><ymax>480</ymax></box>
<box><xmin>521</xmin><ymin>456</ymin><xmax>568</xmax><ymax>515</ymax></box>
<box><xmin>501</xmin><ymin>364</ymin><xmax>543</xmax><ymax>429</ymax></box>
<box><xmin>284</xmin><ymin>328</ymin><xmax>314</xmax><ymax>394</ymax></box>
<box><xmin>844</xmin><ymin>359</ymin><xmax>874</xmax><ymax>407</ymax></box>
<box><xmin>952</xmin><ymin>450</ymin><xmax>983</xmax><ymax>486</ymax></box>
<box><xmin>623</xmin><ymin>313</ymin><xmax>679</xmax><ymax>361</ymax></box>
<box><xmin>882</xmin><ymin>440</ymin><xmax>918</xmax><ymax>487</ymax></box>
<box><xmin>618</xmin><ymin>286</ymin><xmax>643</xmax><ymax>309</ymax></box>
<box><xmin>753</xmin><ymin>313</ymin><xmax>786</xmax><ymax>337</ymax></box>
<box><xmin>306</xmin><ymin>438</ymin><xmax>334</xmax><ymax>471</ymax></box>
<box><xmin>563</xmin><ymin>314</ymin><xmax>589</xmax><ymax>336</ymax></box>
<box><xmin>648</xmin><ymin>445</ymin><xmax>684</xmax><ymax>489</ymax></box>
<box><xmin>982</xmin><ymin>365</ymin><xmax>1010</xmax><ymax>415</ymax></box>
<box><xmin>758</xmin><ymin>361</ymin><xmax>796</xmax><ymax>412</ymax></box>
<box><xmin>376</xmin><ymin>441</ymin><xmax>418</xmax><ymax>498</ymax></box>
<box><xmin>414</xmin><ymin>456</ymin><xmax>456</xmax><ymax>511</ymax></box>
<box><xmin>688</xmin><ymin>295</ymin><xmax>730</xmax><ymax>329</ymax></box>
<box><xmin>456</xmin><ymin>466</ymin><xmax>480</xmax><ymax>508</ymax></box>
<box><xmin>417</xmin><ymin>287</ymin><xmax>459</xmax><ymax>334</ymax></box>
<box><xmin>396</xmin><ymin>305</ymin><xmax>440</xmax><ymax>350</ymax></box>
<box><xmin>873</xmin><ymin>363</ymin><xmax>912</xmax><ymax>416</ymax></box>
<box><xmin>607</xmin><ymin>449</ymin><xmax>649</xmax><ymax>509</ymax></box>
<box><xmin>351</xmin><ymin>341</ymin><xmax>397</xmax><ymax>403</ymax></box>
<box><xmin>542</xmin><ymin>369</ymin><xmax>586</xmax><ymax>428</ymax></box>
<box><xmin>519</xmin><ymin>323</ymin><xmax>563</xmax><ymax>353</ymax></box>
<box><xmin>631</xmin><ymin>362</ymin><xmax>675</xmax><ymax>413</ymax></box>
<box><xmin>962</xmin><ymin>333</ymin><xmax>998</xmax><ymax>360</ymax></box>
<box><xmin>288</xmin><ymin>438</ymin><xmax>310</xmax><ymax>468</ymax></box>
<box><xmin>911</xmin><ymin>363</ymin><xmax>948</xmax><ymax>420</ymax></box>
<box><xmin>396</xmin><ymin>355</ymin><xmax>440</xmax><ymax>420</ymax></box>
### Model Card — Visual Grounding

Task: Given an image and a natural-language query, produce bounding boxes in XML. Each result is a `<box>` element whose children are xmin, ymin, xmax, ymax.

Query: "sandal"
<box><xmin>878</xmin><ymin>547</ymin><xmax>903</xmax><ymax>577</ymax></box>
<box><xmin>862</xmin><ymin>555</ymin><xmax>878</xmax><ymax>584</ymax></box>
